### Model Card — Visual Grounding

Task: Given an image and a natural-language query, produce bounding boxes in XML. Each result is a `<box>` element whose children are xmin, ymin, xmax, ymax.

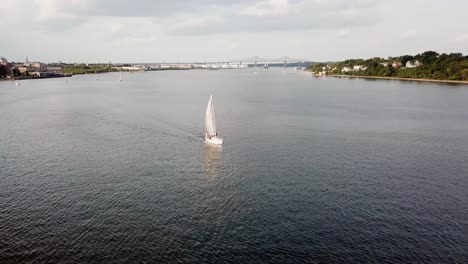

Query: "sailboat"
<box><xmin>264</xmin><ymin>63</ymin><xmax>269</xmax><ymax>69</ymax></box>
<box><xmin>205</xmin><ymin>96</ymin><xmax>223</xmax><ymax>145</ymax></box>
<box><xmin>11</xmin><ymin>69</ymin><xmax>20</xmax><ymax>86</ymax></box>
<box><xmin>295</xmin><ymin>61</ymin><xmax>302</xmax><ymax>70</ymax></box>
<box><xmin>95</xmin><ymin>69</ymin><xmax>98</xmax><ymax>80</ymax></box>
<box><xmin>119</xmin><ymin>69</ymin><xmax>123</xmax><ymax>82</ymax></box>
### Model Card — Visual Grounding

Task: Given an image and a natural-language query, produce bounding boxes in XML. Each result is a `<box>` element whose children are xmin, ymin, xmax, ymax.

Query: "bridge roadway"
<box><xmin>131</xmin><ymin>56</ymin><xmax>310</xmax><ymax>66</ymax></box>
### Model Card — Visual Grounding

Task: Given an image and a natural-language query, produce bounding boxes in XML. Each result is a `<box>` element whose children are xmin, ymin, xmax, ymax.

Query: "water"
<box><xmin>1</xmin><ymin>69</ymin><xmax>467</xmax><ymax>263</ymax></box>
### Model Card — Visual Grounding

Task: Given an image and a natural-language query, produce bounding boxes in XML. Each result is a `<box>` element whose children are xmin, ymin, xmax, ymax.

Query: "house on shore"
<box><xmin>353</xmin><ymin>65</ymin><xmax>367</xmax><ymax>71</ymax></box>
<box><xmin>342</xmin><ymin>66</ymin><xmax>352</xmax><ymax>73</ymax></box>
<box><xmin>405</xmin><ymin>60</ymin><xmax>421</xmax><ymax>68</ymax></box>
<box><xmin>392</xmin><ymin>61</ymin><xmax>403</xmax><ymax>68</ymax></box>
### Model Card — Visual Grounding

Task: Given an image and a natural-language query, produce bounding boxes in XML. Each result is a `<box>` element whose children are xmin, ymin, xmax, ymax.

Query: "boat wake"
<box><xmin>76</xmin><ymin>112</ymin><xmax>203</xmax><ymax>144</ymax></box>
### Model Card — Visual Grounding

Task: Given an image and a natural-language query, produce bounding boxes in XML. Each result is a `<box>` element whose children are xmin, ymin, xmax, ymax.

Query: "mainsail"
<box><xmin>205</xmin><ymin>96</ymin><xmax>217</xmax><ymax>136</ymax></box>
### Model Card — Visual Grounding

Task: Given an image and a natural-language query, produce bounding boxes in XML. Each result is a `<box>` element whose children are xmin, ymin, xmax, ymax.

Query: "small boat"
<box><xmin>209</xmin><ymin>64</ymin><xmax>220</xmax><ymax>70</ymax></box>
<box><xmin>295</xmin><ymin>61</ymin><xmax>303</xmax><ymax>70</ymax></box>
<box><xmin>264</xmin><ymin>63</ymin><xmax>269</xmax><ymax>69</ymax></box>
<box><xmin>205</xmin><ymin>95</ymin><xmax>223</xmax><ymax>145</ymax></box>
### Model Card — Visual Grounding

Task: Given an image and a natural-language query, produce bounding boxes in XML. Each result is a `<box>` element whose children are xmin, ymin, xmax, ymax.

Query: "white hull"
<box><xmin>205</xmin><ymin>135</ymin><xmax>223</xmax><ymax>145</ymax></box>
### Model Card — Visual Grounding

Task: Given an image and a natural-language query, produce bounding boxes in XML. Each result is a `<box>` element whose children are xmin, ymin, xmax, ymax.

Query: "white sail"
<box><xmin>204</xmin><ymin>96</ymin><xmax>223</xmax><ymax>145</ymax></box>
<box><xmin>205</xmin><ymin>96</ymin><xmax>216</xmax><ymax>136</ymax></box>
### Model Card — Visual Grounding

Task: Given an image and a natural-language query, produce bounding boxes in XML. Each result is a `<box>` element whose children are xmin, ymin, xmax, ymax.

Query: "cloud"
<box><xmin>336</xmin><ymin>29</ymin><xmax>350</xmax><ymax>38</ymax></box>
<box><xmin>400</xmin><ymin>30</ymin><xmax>417</xmax><ymax>39</ymax></box>
<box><xmin>164</xmin><ymin>0</ymin><xmax>379</xmax><ymax>35</ymax></box>
<box><xmin>229</xmin><ymin>42</ymin><xmax>238</xmax><ymax>49</ymax></box>
<box><xmin>241</xmin><ymin>0</ymin><xmax>290</xmax><ymax>16</ymax></box>
<box><xmin>1</xmin><ymin>0</ymin><xmax>468</xmax><ymax>62</ymax></box>
<box><xmin>2</xmin><ymin>0</ymin><xmax>380</xmax><ymax>34</ymax></box>
<box><xmin>455</xmin><ymin>33</ymin><xmax>468</xmax><ymax>42</ymax></box>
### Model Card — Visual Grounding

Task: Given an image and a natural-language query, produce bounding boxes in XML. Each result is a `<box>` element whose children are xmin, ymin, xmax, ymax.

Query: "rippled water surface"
<box><xmin>1</xmin><ymin>69</ymin><xmax>467</xmax><ymax>263</ymax></box>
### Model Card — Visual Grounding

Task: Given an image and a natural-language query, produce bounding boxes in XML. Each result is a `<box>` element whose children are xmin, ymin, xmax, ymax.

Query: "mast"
<box><xmin>211</xmin><ymin>96</ymin><xmax>216</xmax><ymax>135</ymax></box>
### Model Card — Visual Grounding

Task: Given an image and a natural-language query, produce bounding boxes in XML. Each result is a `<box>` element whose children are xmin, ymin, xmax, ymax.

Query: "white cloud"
<box><xmin>400</xmin><ymin>30</ymin><xmax>417</xmax><ymax>39</ymax></box>
<box><xmin>229</xmin><ymin>42</ymin><xmax>238</xmax><ymax>49</ymax></box>
<box><xmin>335</xmin><ymin>29</ymin><xmax>350</xmax><ymax>38</ymax></box>
<box><xmin>455</xmin><ymin>33</ymin><xmax>468</xmax><ymax>42</ymax></box>
<box><xmin>241</xmin><ymin>0</ymin><xmax>290</xmax><ymax>16</ymax></box>
<box><xmin>1</xmin><ymin>0</ymin><xmax>468</xmax><ymax>62</ymax></box>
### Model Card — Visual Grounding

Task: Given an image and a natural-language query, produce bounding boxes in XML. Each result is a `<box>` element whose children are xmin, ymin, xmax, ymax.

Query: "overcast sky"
<box><xmin>1</xmin><ymin>0</ymin><xmax>468</xmax><ymax>63</ymax></box>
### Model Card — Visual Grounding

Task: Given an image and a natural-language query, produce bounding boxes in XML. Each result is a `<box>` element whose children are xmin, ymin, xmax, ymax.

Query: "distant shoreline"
<box><xmin>1</xmin><ymin>75</ymin><xmax>72</xmax><ymax>81</ymax></box>
<box><xmin>324</xmin><ymin>74</ymin><xmax>468</xmax><ymax>85</ymax></box>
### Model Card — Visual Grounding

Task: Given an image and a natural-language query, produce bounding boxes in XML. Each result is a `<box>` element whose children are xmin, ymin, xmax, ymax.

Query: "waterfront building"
<box><xmin>46</xmin><ymin>66</ymin><xmax>64</xmax><ymax>74</ymax></box>
<box><xmin>353</xmin><ymin>65</ymin><xmax>367</xmax><ymax>71</ymax></box>
<box><xmin>18</xmin><ymin>66</ymin><xmax>29</xmax><ymax>74</ymax></box>
<box><xmin>0</xmin><ymin>57</ymin><xmax>10</xmax><ymax>76</ymax></box>
<box><xmin>392</xmin><ymin>61</ymin><xmax>403</xmax><ymax>68</ymax></box>
<box><xmin>405</xmin><ymin>60</ymin><xmax>421</xmax><ymax>68</ymax></box>
<box><xmin>22</xmin><ymin>62</ymin><xmax>47</xmax><ymax>72</ymax></box>
<box><xmin>342</xmin><ymin>66</ymin><xmax>352</xmax><ymax>72</ymax></box>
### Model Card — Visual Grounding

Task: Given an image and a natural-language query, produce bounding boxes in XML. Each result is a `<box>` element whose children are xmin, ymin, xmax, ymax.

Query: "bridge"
<box><xmin>129</xmin><ymin>56</ymin><xmax>313</xmax><ymax>69</ymax></box>
<box><xmin>228</xmin><ymin>56</ymin><xmax>311</xmax><ymax>67</ymax></box>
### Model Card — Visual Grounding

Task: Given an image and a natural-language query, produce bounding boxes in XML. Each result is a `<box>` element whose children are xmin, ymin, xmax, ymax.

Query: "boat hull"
<box><xmin>205</xmin><ymin>136</ymin><xmax>223</xmax><ymax>145</ymax></box>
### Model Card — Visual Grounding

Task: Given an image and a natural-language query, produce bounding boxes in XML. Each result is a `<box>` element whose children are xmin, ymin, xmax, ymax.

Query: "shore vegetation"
<box><xmin>63</xmin><ymin>64</ymin><xmax>117</xmax><ymax>75</ymax></box>
<box><xmin>308</xmin><ymin>51</ymin><xmax>468</xmax><ymax>81</ymax></box>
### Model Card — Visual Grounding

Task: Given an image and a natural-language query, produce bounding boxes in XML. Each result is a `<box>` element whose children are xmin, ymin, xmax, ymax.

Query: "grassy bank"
<box><xmin>308</xmin><ymin>51</ymin><xmax>468</xmax><ymax>82</ymax></box>
<box><xmin>63</xmin><ymin>64</ymin><xmax>117</xmax><ymax>75</ymax></box>
<box><xmin>326</xmin><ymin>74</ymin><xmax>468</xmax><ymax>84</ymax></box>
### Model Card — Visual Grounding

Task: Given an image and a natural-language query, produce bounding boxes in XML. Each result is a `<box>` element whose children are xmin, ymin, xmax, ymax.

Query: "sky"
<box><xmin>1</xmin><ymin>0</ymin><xmax>468</xmax><ymax>63</ymax></box>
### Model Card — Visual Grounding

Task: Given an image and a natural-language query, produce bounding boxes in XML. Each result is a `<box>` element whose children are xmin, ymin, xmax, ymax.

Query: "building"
<box><xmin>18</xmin><ymin>66</ymin><xmax>29</xmax><ymax>74</ymax></box>
<box><xmin>20</xmin><ymin>62</ymin><xmax>48</xmax><ymax>72</ymax></box>
<box><xmin>29</xmin><ymin>71</ymin><xmax>65</xmax><ymax>78</ymax></box>
<box><xmin>392</xmin><ymin>61</ymin><xmax>403</xmax><ymax>68</ymax></box>
<box><xmin>353</xmin><ymin>65</ymin><xmax>367</xmax><ymax>71</ymax></box>
<box><xmin>46</xmin><ymin>66</ymin><xmax>64</xmax><ymax>74</ymax></box>
<box><xmin>0</xmin><ymin>57</ymin><xmax>10</xmax><ymax>77</ymax></box>
<box><xmin>405</xmin><ymin>60</ymin><xmax>421</xmax><ymax>68</ymax></box>
<box><xmin>342</xmin><ymin>66</ymin><xmax>352</xmax><ymax>73</ymax></box>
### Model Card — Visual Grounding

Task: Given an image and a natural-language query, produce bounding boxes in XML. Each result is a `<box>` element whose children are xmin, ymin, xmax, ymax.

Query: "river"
<box><xmin>1</xmin><ymin>68</ymin><xmax>467</xmax><ymax>263</ymax></box>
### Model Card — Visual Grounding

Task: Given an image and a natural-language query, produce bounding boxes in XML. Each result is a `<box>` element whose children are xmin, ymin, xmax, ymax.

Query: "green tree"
<box><xmin>419</xmin><ymin>51</ymin><xmax>439</xmax><ymax>65</ymax></box>
<box><xmin>461</xmin><ymin>69</ymin><xmax>468</xmax><ymax>80</ymax></box>
<box><xmin>400</xmin><ymin>55</ymin><xmax>414</xmax><ymax>66</ymax></box>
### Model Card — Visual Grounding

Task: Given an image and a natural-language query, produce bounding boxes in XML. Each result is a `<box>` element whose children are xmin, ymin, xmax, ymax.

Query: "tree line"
<box><xmin>63</xmin><ymin>64</ymin><xmax>117</xmax><ymax>75</ymax></box>
<box><xmin>308</xmin><ymin>51</ymin><xmax>468</xmax><ymax>81</ymax></box>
